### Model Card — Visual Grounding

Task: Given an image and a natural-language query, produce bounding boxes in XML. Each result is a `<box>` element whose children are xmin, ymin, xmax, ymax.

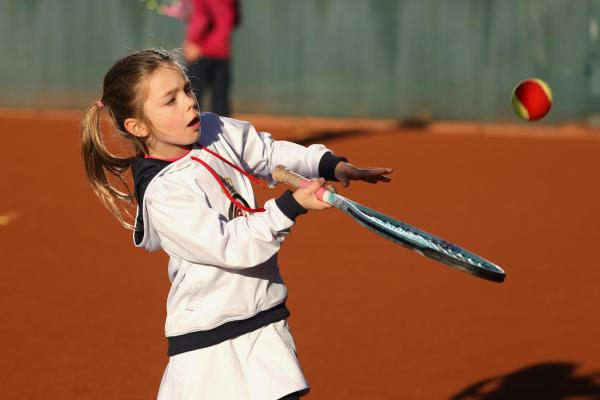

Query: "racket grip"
<box><xmin>273</xmin><ymin>165</ymin><xmax>332</xmax><ymax>203</ymax></box>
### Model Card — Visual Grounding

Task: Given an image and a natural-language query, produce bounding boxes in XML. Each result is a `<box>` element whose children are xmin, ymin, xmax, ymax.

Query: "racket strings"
<box><xmin>365</xmin><ymin>212</ymin><xmax>490</xmax><ymax>269</ymax></box>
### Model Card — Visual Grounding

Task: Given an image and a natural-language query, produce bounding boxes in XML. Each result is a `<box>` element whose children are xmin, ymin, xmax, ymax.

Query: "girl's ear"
<box><xmin>124</xmin><ymin>118</ymin><xmax>149</xmax><ymax>138</ymax></box>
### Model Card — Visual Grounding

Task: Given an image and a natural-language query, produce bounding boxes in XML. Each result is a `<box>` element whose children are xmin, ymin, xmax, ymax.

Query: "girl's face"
<box><xmin>138</xmin><ymin>64</ymin><xmax>200</xmax><ymax>158</ymax></box>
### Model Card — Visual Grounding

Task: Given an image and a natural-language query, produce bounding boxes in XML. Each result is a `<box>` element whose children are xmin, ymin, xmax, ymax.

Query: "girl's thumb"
<box><xmin>307</xmin><ymin>178</ymin><xmax>324</xmax><ymax>190</ymax></box>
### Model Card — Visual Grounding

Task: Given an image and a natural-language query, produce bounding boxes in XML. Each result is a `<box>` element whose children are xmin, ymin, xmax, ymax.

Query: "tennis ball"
<box><xmin>511</xmin><ymin>78</ymin><xmax>552</xmax><ymax>121</ymax></box>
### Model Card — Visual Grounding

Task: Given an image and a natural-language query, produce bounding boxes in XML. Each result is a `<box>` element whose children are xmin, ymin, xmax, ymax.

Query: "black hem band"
<box><xmin>167</xmin><ymin>302</ymin><xmax>290</xmax><ymax>357</ymax></box>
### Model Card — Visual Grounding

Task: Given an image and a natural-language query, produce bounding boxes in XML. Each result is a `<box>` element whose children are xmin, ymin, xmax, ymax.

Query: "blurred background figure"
<box><xmin>174</xmin><ymin>0</ymin><xmax>240</xmax><ymax>117</ymax></box>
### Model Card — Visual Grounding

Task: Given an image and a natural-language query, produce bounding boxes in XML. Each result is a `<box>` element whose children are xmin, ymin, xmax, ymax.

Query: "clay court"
<box><xmin>1</xmin><ymin>110</ymin><xmax>599</xmax><ymax>399</ymax></box>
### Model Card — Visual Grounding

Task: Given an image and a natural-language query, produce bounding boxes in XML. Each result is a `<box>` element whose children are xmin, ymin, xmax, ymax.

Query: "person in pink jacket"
<box><xmin>182</xmin><ymin>0</ymin><xmax>240</xmax><ymax>117</ymax></box>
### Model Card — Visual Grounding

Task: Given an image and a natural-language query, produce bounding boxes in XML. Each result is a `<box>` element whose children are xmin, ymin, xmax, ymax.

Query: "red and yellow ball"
<box><xmin>511</xmin><ymin>78</ymin><xmax>552</xmax><ymax>121</ymax></box>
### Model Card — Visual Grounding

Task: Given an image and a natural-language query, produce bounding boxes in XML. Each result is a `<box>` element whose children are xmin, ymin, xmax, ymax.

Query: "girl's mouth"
<box><xmin>187</xmin><ymin>116</ymin><xmax>200</xmax><ymax>129</ymax></box>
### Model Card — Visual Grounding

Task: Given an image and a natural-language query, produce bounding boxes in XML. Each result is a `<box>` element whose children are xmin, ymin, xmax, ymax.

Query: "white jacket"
<box><xmin>132</xmin><ymin>113</ymin><xmax>340</xmax><ymax>339</ymax></box>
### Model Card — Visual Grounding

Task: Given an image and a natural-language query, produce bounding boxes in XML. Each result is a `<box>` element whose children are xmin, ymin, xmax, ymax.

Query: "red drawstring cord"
<box><xmin>191</xmin><ymin>146</ymin><xmax>266</xmax><ymax>213</ymax></box>
<box><xmin>197</xmin><ymin>145</ymin><xmax>267</xmax><ymax>190</ymax></box>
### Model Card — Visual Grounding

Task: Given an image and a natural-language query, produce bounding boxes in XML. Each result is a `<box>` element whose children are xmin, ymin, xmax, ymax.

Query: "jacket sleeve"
<box><xmin>185</xmin><ymin>0</ymin><xmax>210</xmax><ymax>47</ymax></box>
<box><xmin>202</xmin><ymin>0</ymin><xmax>235</xmax><ymax>57</ymax></box>
<box><xmin>220</xmin><ymin>116</ymin><xmax>346</xmax><ymax>187</ymax></box>
<box><xmin>145</xmin><ymin>179</ymin><xmax>305</xmax><ymax>269</ymax></box>
<box><xmin>186</xmin><ymin>0</ymin><xmax>235</xmax><ymax>58</ymax></box>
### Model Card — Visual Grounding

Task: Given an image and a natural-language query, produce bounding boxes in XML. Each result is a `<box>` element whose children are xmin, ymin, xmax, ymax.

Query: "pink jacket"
<box><xmin>185</xmin><ymin>0</ymin><xmax>239</xmax><ymax>59</ymax></box>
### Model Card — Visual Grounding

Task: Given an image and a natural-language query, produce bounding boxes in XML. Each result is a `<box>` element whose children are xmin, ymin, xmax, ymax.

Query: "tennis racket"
<box><xmin>273</xmin><ymin>166</ymin><xmax>505</xmax><ymax>283</ymax></box>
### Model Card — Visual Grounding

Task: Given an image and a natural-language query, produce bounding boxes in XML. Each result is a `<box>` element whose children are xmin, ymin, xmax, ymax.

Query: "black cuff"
<box><xmin>318</xmin><ymin>152</ymin><xmax>348</xmax><ymax>181</ymax></box>
<box><xmin>275</xmin><ymin>190</ymin><xmax>307</xmax><ymax>221</ymax></box>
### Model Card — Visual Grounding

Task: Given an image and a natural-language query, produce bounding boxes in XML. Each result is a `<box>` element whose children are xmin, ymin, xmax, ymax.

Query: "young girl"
<box><xmin>80</xmin><ymin>49</ymin><xmax>392</xmax><ymax>400</ymax></box>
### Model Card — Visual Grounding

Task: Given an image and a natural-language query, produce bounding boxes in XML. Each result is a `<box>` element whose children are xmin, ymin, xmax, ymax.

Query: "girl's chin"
<box><xmin>180</xmin><ymin>130</ymin><xmax>200</xmax><ymax>144</ymax></box>
<box><xmin>190</xmin><ymin>129</ymin><xmax>201</xmax><ymax>142</ymax></box>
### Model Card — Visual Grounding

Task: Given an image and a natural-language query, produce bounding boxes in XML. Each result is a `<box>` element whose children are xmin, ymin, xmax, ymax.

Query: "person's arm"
<box><xmin>146</xmin><ymin>173</ymin><xmax>328</xmax><ymax>268</ymax></box>
<box><xmin>195</xmin><ymin>0</ymin><xmax>236</xmax><ymax>58</ymax></box>
<box><xmin>185</xmin><ymin>0</ymin><xmax>209</xmax><ymax>48</ymax></box>
<box><xmin>183</xmin><ymin>0</ymin><xmax>209</xmax><ymax>62</ymax></box>
<box><xmin>219</xmin><ymin>117</ymin><xmax>347</xmax><ymax>187</ymax></box>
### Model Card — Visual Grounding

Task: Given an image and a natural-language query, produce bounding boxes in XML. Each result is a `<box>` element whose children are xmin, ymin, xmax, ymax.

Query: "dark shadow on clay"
<box><xmin>449</xmin><ymin>362</ymin><xmax>600</xmax><ymax>400</ymax></box>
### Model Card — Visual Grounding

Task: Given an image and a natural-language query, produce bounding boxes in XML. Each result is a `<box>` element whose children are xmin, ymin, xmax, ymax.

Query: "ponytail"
<box><xmin>80</xmin><ymin>48</ymin><xmax>185</xmax><ymax>229</ymax></box>
<box><xmin>80</xmin><ymin>102</ymin><xmax>136</xmax><ymax>229</ymax></box>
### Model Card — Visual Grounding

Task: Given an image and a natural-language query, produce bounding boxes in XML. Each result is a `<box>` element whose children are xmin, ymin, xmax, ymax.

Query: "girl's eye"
<box><xmin>166</xmin><ymin>97</ymin><xmax>176</xmax><ymax>105</ymax></box>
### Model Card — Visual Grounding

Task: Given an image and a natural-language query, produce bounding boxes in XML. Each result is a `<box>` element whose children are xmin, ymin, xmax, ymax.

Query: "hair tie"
<box><xmin>96</xmin><ymin>100</ymin><xmax>105</xmax><ymax>108</ymax></box>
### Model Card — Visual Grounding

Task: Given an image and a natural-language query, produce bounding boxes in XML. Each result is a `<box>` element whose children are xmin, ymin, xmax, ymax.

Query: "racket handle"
<box><xmin>273</xmin><ymin>165</ymin><xmax>332</xmax><ymax>203</ymax></box>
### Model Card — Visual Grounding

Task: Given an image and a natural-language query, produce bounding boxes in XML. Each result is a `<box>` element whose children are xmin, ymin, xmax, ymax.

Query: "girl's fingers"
<box><xmin>362</xmin><ymin>167</ymin><xmax>393</xmax><ymax>176</ymax></box>
<box><xmin>375</xmin><ymin>175</ymin><xmax>391</xmax><ymax>182</ymax></box>
<box><xmin>358</xmin><ymin>168</ymin><xmax>394</xmax><ymax>183</ymax></box>
<box><xmin>309</xmin><ymin>178</ymin><xmax>324</xmax><ymax>187</ymax></box>
<box><xmin>362</xmin><ymin>173</ymin><xmax>392</xmax><ymax>184</ymax></box>
<box><xmin>349</xmin><ymin>167</ymin><xmax>393</xmax><ymax>179</ymax></box>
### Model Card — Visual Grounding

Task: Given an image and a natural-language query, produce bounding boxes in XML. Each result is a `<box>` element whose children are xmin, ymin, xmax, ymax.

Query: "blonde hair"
<box><xmin>80</xmin><ymin>49</ymin><xmax>186</xmax><ymax>229</ymax></box>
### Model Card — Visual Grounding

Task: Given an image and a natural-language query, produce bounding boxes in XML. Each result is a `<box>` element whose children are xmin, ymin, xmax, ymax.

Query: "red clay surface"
<box><xmin>1</xmin><ymin>110</ymin><xmax>599</xmax><ymax>399</ymax></box>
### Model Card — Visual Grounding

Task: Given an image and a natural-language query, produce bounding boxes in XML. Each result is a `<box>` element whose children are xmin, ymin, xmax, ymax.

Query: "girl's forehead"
<box><xmin>147</xmin><ymin>65</ymin><xmax>186</xmax><ymax>97</ymax></box>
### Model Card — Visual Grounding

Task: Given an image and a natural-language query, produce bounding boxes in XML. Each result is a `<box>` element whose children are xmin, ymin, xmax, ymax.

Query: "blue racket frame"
<box><xmin>326</xmin><ymin>192</ymin><xmax>506</xmax><ymax>283</ymax></box>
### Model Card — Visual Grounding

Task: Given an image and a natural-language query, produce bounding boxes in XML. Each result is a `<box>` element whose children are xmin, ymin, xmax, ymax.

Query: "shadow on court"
<box><xmin>295</xmin><ymin>117</ymin><xmax>431</xmax><ymax>146</ymax></box>
<box><xmin>449</xmin><ymin>362</ymin><xmax>600</xmax><ymax>400</ymax></box>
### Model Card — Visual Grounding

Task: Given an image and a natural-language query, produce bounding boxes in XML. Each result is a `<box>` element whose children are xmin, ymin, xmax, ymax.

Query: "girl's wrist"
<box><xmin>318</xmin><ymin>152</ymin><xmax>348</xmax><ymax>181</ymax></box>
<box><xmin>275</xmin><ymin>190</ymin><xmax>307</xmax><ymax>221</ymax></box>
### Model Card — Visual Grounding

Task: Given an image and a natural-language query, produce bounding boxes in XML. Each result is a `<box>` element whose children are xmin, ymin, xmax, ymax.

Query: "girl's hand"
<box><xmin>334</xmin><ymin>162</ymin><xmax>393</xmax><ymax>187</ymax></box>
<box><xmin>292</xmin><ymin>178</ymin><xmax>333</xmax><ymax>211</ymax></box>
<box><xmin>183</xmin><ymin>41</ymin><xmax>202</xmax><ymax>63</ymax></box>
